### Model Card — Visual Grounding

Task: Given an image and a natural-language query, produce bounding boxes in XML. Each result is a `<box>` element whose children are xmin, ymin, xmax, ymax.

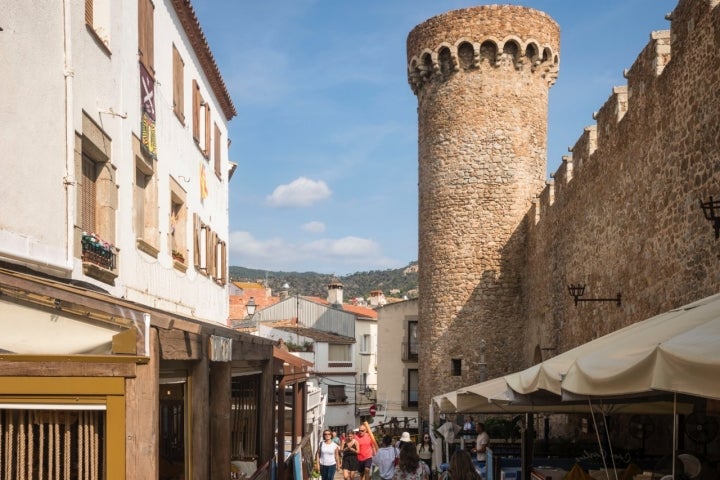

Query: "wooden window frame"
<box><xmin>138</xmin><ymin>0</ymin><xmax>154</xmax><ymax>72</ymax></box>
<box><xmin>172</xmin><ymin>44</ymin><xmax>185</xmax><ymax>124</ymax></box>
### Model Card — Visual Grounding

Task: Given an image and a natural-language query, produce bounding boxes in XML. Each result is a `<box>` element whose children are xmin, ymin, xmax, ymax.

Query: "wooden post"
<box><xmin>126</xmin><ymin>328</ymin><xmax>160</xmax><ymax>479</ymax></box>
<box><xmin>210</xmin><ymin>361</ymin><xmax>232</xmax><ymax>479</ymax></box>
<box><xmin>190</xmin><ymin>351</ymin><xmax>210</xmax><ymax>479</ymax></box>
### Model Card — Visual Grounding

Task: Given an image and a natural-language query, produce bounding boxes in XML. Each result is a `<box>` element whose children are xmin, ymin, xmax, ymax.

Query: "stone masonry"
<box><xmin>409</xmin><ymin>0</ymin><xmax>720</xmax><ymax>420</ymax></box>
<box><xmin>407</xmin><ymin>5</ymin><xmax>560</xmax><ymax>418</ymax></box>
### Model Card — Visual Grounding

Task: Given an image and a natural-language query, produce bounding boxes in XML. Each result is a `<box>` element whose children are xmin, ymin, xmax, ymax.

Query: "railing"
<box><xmin>401</xmin><ymin>389</ymin><xmax>419</xmax><ymax>409</ymax></box>
<box><xmin>248</xmin><ymin>460</ymin><xmax>270</xmax><ymax>480</ymax></box>
<box><xmin>81</xmin><ymin>236</ymin><xmax>116</xmax><ymax>270</ymax></box>
<box><xmin>401</xmin><ymin>342</ymin><xmax>419</xmax><ymax>362</ymax></box>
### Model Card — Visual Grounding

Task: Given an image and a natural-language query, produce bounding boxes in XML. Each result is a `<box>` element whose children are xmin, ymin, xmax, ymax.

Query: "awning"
<box><xmin>506</xmin><ymin>293</ymin><xmax>720</xmax><ymax>401</ymax></box>
<box><xmin>433</xmin><ymin>293</ymin><xmax>720</xmax><ymax>415</ymax></box>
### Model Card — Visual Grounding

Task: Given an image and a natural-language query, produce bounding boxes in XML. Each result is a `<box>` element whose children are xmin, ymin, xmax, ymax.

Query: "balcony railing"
<box><xmin>401</xmin><ymin>342</ymin><xmax>419</xmax><ymax>362</ymax></box>
<box><xmin>401</xmin><ymin>389</ymin><xmax>419</xmax><ymax>409</ymax></box>
<box><xmin>81</xmin><ymin>234</ymin><xmax>116</xmax><ymax>270</ymax></box>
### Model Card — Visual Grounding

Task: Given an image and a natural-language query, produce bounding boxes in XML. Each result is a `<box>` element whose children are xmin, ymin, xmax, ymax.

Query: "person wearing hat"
<box><xmin>395</xmin><ymin>432</ymin><xmax>412</xmax><ymax>449</ymax></box>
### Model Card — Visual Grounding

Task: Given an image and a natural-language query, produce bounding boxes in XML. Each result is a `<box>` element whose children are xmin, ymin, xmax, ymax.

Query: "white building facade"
<box><xmin>1</xmin><ymin>0</ymin><xmax>233</xmax><ymax>321</ymax></box>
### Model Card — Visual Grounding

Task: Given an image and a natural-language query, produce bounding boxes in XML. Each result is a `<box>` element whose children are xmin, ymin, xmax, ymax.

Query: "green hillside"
<box><xmin>229</xmin><ymin>263</ymin><xmax>418</xmax><ymax>300</ymax></box>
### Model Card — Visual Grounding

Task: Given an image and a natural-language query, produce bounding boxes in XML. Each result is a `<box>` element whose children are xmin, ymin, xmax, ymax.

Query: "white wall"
<box><xmin>0</xmin><ymin>1</ymin><xmax>231</xmax><ymax>324</ymax></box>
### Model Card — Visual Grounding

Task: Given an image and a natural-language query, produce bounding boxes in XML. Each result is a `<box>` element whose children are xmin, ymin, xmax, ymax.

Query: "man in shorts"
<box><xmin>355</xmin><ymin>425</ymin><xmax>378</xmax><ymax>480</ymax></box>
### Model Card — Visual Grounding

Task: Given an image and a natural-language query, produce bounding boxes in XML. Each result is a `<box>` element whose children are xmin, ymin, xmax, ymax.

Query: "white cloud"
<box><xmin>228</xmin><ymin>231</ymin><xmax>398</xmax><ymax>274</ymax></box>
<box><xmin>302</xmin><ymin>221</ymin><xmax>326</xmax><ymax>233</ymax></box>
<box><xmin>266</xmin><ymin>177</ymin><xmax>331</xmax><ymax>207</ymax></box>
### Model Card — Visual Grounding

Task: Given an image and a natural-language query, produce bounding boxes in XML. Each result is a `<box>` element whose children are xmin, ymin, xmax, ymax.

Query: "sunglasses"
<box><xmin>359</xmin><ymin>429</ymin><xmax>366</xmax><ymax>432</ymax></box>
<box><xmin>324</xmin><ymin>433</ymin><xmax>331</xmax><ymax>436</ymax></box>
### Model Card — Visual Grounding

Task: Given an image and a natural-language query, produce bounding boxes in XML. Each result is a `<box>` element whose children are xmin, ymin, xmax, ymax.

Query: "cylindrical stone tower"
<box><xmin>407</xmin><ymin>5</ymin><xmax>559</xmax><ymax>418</ymax></box>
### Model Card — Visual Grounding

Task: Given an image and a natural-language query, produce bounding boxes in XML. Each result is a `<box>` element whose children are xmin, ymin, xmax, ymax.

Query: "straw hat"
<box><xmin>399</xmin><ymin>432</ymin><xmax>411</xmax><ymax>443</ymax></box>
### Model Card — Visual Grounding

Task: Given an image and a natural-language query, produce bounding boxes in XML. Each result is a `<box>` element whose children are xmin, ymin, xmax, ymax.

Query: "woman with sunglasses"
<box><xmin>416</xmin><ymin>433</ymin><xmax>433</xmax><ymax>475</ymax></box>
<box><xmin>317</xmin><ymin>430</ymin><xmax>341</xmax><ymax>480</ymax></box>
<box><xmin>342</xmin><ymin>430</ymin><xmax>360</xmax><ymax>480</ymax></box>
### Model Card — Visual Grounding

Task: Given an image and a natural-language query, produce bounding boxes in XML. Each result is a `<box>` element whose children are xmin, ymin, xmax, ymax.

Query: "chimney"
<box><xmin>327</xmin><ymin>279</ymin><xmax>344</xmax><ymax>306</ymax></box>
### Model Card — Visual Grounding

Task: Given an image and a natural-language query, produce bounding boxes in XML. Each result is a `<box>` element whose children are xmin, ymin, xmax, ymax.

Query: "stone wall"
<box><xmin>410</xmin><ymin>0</ymin><xmax>720</xmax><ymax>419</ymax></box>
<box><xmin>407</xmin><ymin>5</ymin><xmax>560</xmax><ymax>417</ymax></box>
<box><xmin>522</xmin><ymin>0</ymin><xmax>720</xmax><ymax>361</ymax></box>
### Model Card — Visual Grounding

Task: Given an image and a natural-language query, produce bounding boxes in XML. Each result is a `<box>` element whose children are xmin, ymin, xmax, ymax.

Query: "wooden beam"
<box><xmin>0</xmin><ymin>361</ymin><xmax>136</xmax><ymax>377</ymax></box>
<box><xmin>158</xmin><ymin>328</ymin><xmax>203</xmax><ymax>360</ymax></box>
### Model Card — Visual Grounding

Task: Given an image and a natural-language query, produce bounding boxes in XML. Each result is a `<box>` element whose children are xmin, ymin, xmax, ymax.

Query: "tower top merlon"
<box><xmin>406</xmin><ymin>5</ymin><xmax>560</xmax><ymax>94</ymax></box>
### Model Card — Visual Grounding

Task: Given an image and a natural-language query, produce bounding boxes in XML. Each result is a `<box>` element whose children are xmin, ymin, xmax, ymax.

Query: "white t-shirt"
<box><xmin>319</xmin><ymin>441</ymin><xmax>340</xmax><ymax>466</ymax></box>
<box><xmin>475</xmin><ymin>431</ymin><xmax>489</xmax><ymax>462</ymax></box>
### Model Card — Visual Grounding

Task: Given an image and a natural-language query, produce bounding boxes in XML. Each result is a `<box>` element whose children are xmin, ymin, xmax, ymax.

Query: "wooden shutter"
<box><xmin>204</xmin><ymin>105</ymin><xmax>211</xmax><ymax>157</ymax></box>
<box><xmin>172</xmin><ymin>45</ymin><xmax>184</xmax><ymax>121</ymax></box>
<box><xmin>81</xmin><ymin>155</ymin><xmax>97</xmax><ymax>233</ymax></box>
<box><xmin>85</xmin><ymin>0</ymin><xmax>94</xmax><ymax>26</ymax></box>
<box><xmin>192</xmin><ymin>80</ymin><xmax>200</xmax><ymax>142</ymax></box>
<box><xmin>193</xmin><ymin>213</ymin><xmax>200</xmax><ymax>269</ymax></box>
<box><xmin>214</xmin><ymin>123</ymin><xmax>221</xmax><ymax>178</ymax></box>
<box><xmin>138</xmin><ymin>0</ymin><xmax>154</xmax><ymax>71</ymax></box>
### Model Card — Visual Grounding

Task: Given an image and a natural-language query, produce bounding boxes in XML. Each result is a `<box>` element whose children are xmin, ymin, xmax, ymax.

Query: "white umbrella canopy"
<box><xmin>560</xmin><ymin>293</ymin><xmax>720</xmax><ymax>400</ymax></box>
<box><xmin>504</xmin><ymin>293</ymin><xmax>720</xmax><ymax>401</ymax></box>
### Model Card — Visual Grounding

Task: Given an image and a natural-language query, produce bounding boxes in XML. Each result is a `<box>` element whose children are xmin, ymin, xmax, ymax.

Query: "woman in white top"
<box><xmin>317</xmin><ymin>430</ymin><xmax>342</xmax><ymax>480</ymax></box>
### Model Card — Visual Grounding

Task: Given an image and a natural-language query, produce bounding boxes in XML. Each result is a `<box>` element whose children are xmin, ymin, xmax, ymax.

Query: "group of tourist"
<box><xmin>316</xmin><ymin>422</ymin><xmax>488</xmax><ymax>480</ymax></box>
<box><xmin>316</xmin><ymin>427</ymin><xmax>436</xmax><ymax>480</ymax></box>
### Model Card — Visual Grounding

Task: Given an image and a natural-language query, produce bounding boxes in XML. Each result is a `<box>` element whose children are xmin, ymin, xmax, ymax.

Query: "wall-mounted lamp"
<box><xmin>700</xmin><ymin>196</ymin><xmax>720</xmax><ymax>240</ymax></box>
<box><xmin>567</xmin><ymin>284</ymin><xmax>622</xmax><ymax>307</ymax></box>
<box><xmin>246</xmin><ymin>297</ymin><xmax>257</xmax><ymax>318</ymax></box>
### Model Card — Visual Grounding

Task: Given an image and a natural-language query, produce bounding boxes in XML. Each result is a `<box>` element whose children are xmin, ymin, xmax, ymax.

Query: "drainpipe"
<box><xmin>62</xmin><ymin>0</ymin><xmax>76</xmax><ymax>270</ymax></box>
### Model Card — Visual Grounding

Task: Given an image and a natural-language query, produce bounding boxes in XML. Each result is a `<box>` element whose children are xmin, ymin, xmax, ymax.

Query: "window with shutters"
<box><xmin>169</xmin><ymin>178</ymin><xmax>187</xmax><ymax>271</ymax></box>
<box><xmin>85</xmin><ymin>0</ymin><xmax>111</xmax><ymax>51</ymax></box>
<box><xmin>137</xmin><ymin>0</ymin><xmax>154</xmax><ymax>72</ymax></box>
<box><xmin>79</xmin><ymin>114</ymin><xmax>117</xmax><ymax>284</ymax></box>
<box><xmin>192</xmin><ymin>80</ymin><xmax>211</xmax><ymax>158</ymax></box>
<box><xmin>133</xmin><ymin>134</ymin><xmax>159</xmax><ymax>256</ymax></box>
<box><xmin>193</xmin><ymin>214</ymin><xmax>227</xmax><ymax>285</ymax></box>
<box><xmin>214</xmin><ymin>123</ymin><xmax>222</xmax><ymax>179</ymax></box>
<box><xmin>172</xmin><ymin>44</ymin><xmax>184</xmax><ymax>124</ymax></box>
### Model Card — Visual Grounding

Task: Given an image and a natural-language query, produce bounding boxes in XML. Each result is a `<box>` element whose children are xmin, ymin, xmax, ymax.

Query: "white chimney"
<box><xmin>327</xmin><ymin>279</ymin><xmax>344</xmax><ymax>306</ymax></box>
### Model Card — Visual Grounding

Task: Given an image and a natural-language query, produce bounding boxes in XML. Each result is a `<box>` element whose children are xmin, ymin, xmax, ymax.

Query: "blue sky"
<box><xmin>193</xmin><ymin>0</ymin><xmax>677</xmax><ymax>275</ymax></box>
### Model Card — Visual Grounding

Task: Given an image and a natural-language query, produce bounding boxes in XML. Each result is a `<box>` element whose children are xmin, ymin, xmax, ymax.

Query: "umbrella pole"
<box><xmin>589</xmin><ymin>399</ymin><xmax>610</xmax><ymax>479</ymax></box>
<box><xmin>672</xmin><ymin>393</ymin><xmax>677</xmax><ymax>478</ymax></box>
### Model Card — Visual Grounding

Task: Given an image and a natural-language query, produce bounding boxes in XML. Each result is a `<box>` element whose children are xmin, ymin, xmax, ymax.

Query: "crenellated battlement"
<box><xmin>406</xmin><ymin>5</ymin><xmax>560</xmax><ymax>96</ymax></box>
<box><xmin>407</xmin><ymin>35</ymin><xmax>559</xmax><ymax>94</ymax></box>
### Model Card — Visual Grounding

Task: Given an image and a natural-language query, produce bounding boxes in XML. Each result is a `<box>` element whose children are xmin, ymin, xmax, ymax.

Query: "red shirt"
<box><xmin>356</xmin><ymin>432</ymin><xmax>374</xmax><ymax>461</ymax></box>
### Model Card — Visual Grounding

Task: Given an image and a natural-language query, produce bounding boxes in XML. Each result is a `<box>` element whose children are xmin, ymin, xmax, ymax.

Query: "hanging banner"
<box><xmin>140</xmin><ymin>63</ymin><xmax>157</xmax><ymax>158</ymax></box>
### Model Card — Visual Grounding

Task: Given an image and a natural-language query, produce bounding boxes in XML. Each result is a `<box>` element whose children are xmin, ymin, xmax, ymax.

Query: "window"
<box><xmin>85</xmin><ymin>0</ymin><xmax>111</xmax><ymax>50</ymax></box>
<box><xmin>79</xmin><ymin>113</ymin><xmax>117</xmax><ymax>283</ymax></box>
<box><xmin>327</xmin><ymin>385</ymin><xmax>347</xmax><ymax>404</ymax></box>
<box><xmin>133</xmin><ymin>134</ymin><xmax>158</xmax><ymax>255</ymax></box>
<box><xmin>406</xmin><ymin>369</ymin><xmax>419</xmax><ymax>408</ymax></box>
<box><xmin>360</xmin><ymin>334</ymin><xmax>371</xmax><ymax>354</ymax></box>
<box><xmin>192</xmin><ymin>81</ymin><xmax>211</xmax><ymax>157</ymax></box>
<box><xmin>172</xmin><ymin>44</ymin><xmax>184</xmax><ymax>123</ymax></box>
<box><xmin>328</xmin><ymin>344</ymin><xmax>351</xmax><ymax>362</ymax></box>
<box><xmin>193</xmin><ymin>215</ymin><xmax>228</xmax><ymax>285</ymax></box>
<box><xmin>169</xmin><ymin>178</ymin><xmax>187</xmax><ymax>268</ymax></box>
<box><xmin>407</xmin><ymin>320</ymin><xmax>418</xmax><ymax>360</ymax></box>
<box><xmin>137</xmin><ymin>0</ymin><xmax>154</xmax><ymax>71</ymax></box>
<box><xmin>451</xmin><ymin>359</ymin><xmax>462</xmax><ymax>376</ymax></box>
<box><xmin>213</xmin><ymin>123</ymin><xmax>222</xmax><ymax>178</ymax></box>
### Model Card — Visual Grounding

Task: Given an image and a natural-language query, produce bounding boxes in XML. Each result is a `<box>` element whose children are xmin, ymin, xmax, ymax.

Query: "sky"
<box><xmin>192</xmin><ymin>0</ymin><xmax>678</xmax><ymax>275</ymax></box>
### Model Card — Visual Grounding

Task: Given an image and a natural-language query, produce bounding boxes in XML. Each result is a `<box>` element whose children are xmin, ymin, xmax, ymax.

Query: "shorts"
<box><xmin>358</xmin><ymin>458</ymin><xmax>373</xmax><ymax>471</ymax></box>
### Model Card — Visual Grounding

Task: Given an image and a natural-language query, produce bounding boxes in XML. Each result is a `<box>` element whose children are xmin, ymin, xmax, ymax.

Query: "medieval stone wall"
<box><xmin>410</xmin><ymin>0</ymin><xmax>720</xmax><ymax>418</ymax></box>
<box><xmin>407</xmin><ymin>5</ymin><xmax>560</xmax><ymax>417</ymax></box>
<box><xmin>523</xmin><ymin>0</ymin><xmax>720</xmax><ymax>363</ymax></box>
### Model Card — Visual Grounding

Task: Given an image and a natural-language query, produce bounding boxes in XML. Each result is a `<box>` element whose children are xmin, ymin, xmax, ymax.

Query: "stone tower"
<box><xmin>407</xmin><ymin>5</ymin><xmax>560</xmax><ymax>418</ymax></box>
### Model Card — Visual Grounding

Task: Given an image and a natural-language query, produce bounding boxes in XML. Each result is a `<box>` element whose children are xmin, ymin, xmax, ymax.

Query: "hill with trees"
<box><xmin>229</xmin><ymin>262</ymin><xmax>418</xmax><ymax>301</ymax></box>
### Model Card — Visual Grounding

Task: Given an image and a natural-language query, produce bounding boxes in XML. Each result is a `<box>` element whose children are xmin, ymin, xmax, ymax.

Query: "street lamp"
<box><xmin>246</xmin><ymin>297</ymin><xmax>257</xmax><ymax>318</ymax></box>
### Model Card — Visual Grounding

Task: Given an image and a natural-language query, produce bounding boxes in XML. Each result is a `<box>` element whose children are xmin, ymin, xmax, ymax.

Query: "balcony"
<box><xmin>81</xmin><ymin>233</ymin><xmax>118</xmax><ymax>284</ymax></box>
<box><xmin>401</xmin><ymin>389</ymin><xmax>419</xmax><ymax>409</ymax></box>
<box><xmin>401</xmin><ymin>342</ymin><xmax>419</xmax><ymax>362</ymax></box>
